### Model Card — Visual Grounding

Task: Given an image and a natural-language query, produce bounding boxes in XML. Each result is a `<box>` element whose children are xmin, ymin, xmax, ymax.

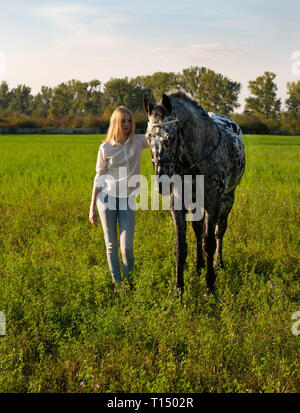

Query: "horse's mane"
<box><xmin>166</xmin><ymin>89</ymin><xmax>209</xmax><ymax>117</ymax></box>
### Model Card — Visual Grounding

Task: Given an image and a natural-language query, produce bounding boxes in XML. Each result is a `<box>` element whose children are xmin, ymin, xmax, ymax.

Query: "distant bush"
<box><xmin>262</xmin><ymin>117</ymin><xmax>281</xmax><ymax>131</ymax></box>
<box><xmin>16</xmin><ymin>119</ymin><xmax>39</xmax><ymax>128</ymax></box>
<box><xmin>0</xmin><ymin>114</ymin><xmax>41</xmax><ymax>128</ymax></box>
<box><xmin>70</xmin><ymin>117</ymin><xmax>84</xmax><ymax>129</ymax></box>
<box><xmin>280</xmin><ymin>111</ymin><xmax>300</xmax><ymax>133</ymax></box>
<box><xmin>1</xmin><ymin>108</ymin><xmax>298</xmax><ymax>135</ymax></box>
<box><xmin>231</xmin><ymin>112</ymin><xmax>269</xmax><ymax>134</ymax></box>
<box><xmin>86</xmin><ymin>117</ymin><xmax>109</xmax><ymax>131</ymax></box>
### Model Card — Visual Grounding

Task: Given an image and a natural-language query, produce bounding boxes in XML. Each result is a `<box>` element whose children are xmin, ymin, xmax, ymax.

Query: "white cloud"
<box><xmin>189</xmin><ymin>43</ymin><xmax>230</xmax><ymax>51</ymax></box>
<box><xmin>30</xmin><ymin>4</ymin><xmax>124</xmax><ymax>30</ymax></box>
<box><xmin>148</xmin><ymin>47</ymin><xmax>169</xmax><ymax>54</ymax></box>
<box><xmin>4</xmin><ymin>3</ymin><xmax>290</xmax><ymax>110</ymax></box>
<box><xmin>141</xmin><ymin>42</ymin><xmax>250</xmax><ymax>70</ymax></box>
<box><xmin>29</xmin><ymin>3</ymin><xmax>127</xmax><ymax>50</ymax></box>
<box><xmin>186</xmin><ymin>43</ymin><xmax>250</xmax><ymax>60</ymax></box>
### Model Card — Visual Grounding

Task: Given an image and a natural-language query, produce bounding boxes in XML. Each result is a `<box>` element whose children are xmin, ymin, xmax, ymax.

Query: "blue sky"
<box><xmin>1</xmin><ymin>0</ymin><xmax>300</xmax><ymax>110</ymax></box>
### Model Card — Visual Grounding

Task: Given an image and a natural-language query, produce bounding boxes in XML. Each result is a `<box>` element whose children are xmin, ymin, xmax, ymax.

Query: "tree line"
<box><xmin>0</xmin><ymin>66</ymin><xmax>299</xmax><ymax>133</ymax></box>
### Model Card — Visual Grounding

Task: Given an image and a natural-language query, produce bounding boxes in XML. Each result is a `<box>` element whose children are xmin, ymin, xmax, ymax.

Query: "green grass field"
<box><xmin>0</xmin><ymin>134</ymin><xmax>299</xmax><ymax>393</ymax></box>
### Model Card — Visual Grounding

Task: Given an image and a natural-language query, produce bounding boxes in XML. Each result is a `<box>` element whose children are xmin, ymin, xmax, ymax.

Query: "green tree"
<box><xmin>85</xmin><ymin>80</ymin><xmax>105</xmax><ymax>116</ymax></box>
<box><xmin>245</xmin><ymin>72</ymin><xmax>281</xmax><ymax>119</ymax></box>
<box><xmin>130</xmin><ymin>76</ymin><xmax>154</xmax><ymax>103</ymax></box>
<box><xmin>32</xmin><ymin>86</ymin><xmax>53</xmax><ymax>117</ymax></box>
<box><xmin>49</xmin><ymin>82</ymin><xmax>73</xmax><ymax>118</ymax></box>
<box><xmin>8</xmin><ymin>84</ymin><xmax>33</xmax><ymax>114</ymax></box>
<box><xmin>286</xmin><ymin>81</ymin><xmax>300</xmax><ymax>113</ymax></box>
<box><xmin>193</xmin><ymin>69</ymin><xmax>241</xmax><ymax>115</ymax></box>
<box><xmin>48</xmin><ymin>79</ymin><xmax>105</xmax><ymax>119</ymax></box>
<box><xmin>68</xmin><ymin>80</ymin><xmax>91</xmax><ymax>117</ymax></box>
<box><xmin>133</xmin><ymin>68</ymin><xmax>240</xmax><ymax>114</ymax></box>
<box><xmin>103</xmin><ymin>77</ymin><xmax>144</xmax><ymax>111</ymax></box>
<box><xmin>135</xmin><ymin>72</ymin><xmax>180</xmax><ymax>102</ymax></box>
<box><xmin>0</xmin><ymin>81</ymin><xmax>11</xmax><ymax>110</ymax></box>
<box><xmin>177</xmin><ymin>66</ymin><xmax>207</xmax><ymax>97</ymax></box>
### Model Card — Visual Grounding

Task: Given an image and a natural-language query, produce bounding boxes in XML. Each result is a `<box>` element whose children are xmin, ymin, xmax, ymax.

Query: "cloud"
<box><xmin>189</xmin><ymin>43</ymin><xmax>231</xmax><ymax>52</ymax></box>
<box><xmin>25</xmin><ymin>4</ymin><xmax>249</xmax><ymax>68</ymax></box>
<box><xmin>28</xmin><ymin>3</ymin><xmax>127</xmax><ymax>50</ymax></box>
<box><xmin>148</xmin><ymin>47</ymin><xmax>169</xmax><ymax>54</ymax></box>
<box><xmin>30</xmin><ymin>4</ymin><xmax>124</xmax><ymax>30</ymax></box>
<box><xmin>5</xmin><ymin>4</ymin><xmax>133</xmax><ymax>92</ymax></box>
<box><xmin>186</xmin><ymin>42</ymin><xmax>249</xmax><ymax>60</ymax></box>
<box><xmin>142</xmin><ymin>42</ymin><xmax>250</xmax><ymax>69</ymax></box>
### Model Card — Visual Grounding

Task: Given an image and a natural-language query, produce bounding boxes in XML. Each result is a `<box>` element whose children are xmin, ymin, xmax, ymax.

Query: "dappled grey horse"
<box><xmin>143</xmin><ymin>90</ymin><xmax>245</xmax><ymax>293</ymax></box>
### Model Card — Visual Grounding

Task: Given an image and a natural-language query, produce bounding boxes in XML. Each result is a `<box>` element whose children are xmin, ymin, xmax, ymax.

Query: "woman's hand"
<box><xmin>89</xmin><ymin>208</ymin><xmax>98</xmax><ymax>226</ymax></box>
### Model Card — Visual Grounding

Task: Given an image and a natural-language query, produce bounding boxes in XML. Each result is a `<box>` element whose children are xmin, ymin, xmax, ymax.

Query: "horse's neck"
<box><xmin>176</xmin><ymin>101</ymin><xmax>219</xmax><ymax>162</ymax></box>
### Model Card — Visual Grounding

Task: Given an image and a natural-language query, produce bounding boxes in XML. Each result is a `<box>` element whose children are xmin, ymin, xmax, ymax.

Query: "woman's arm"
<box><xmin>89</xmin><ymin>186</ymin><xmax>101</xmax><ymax>226</ymax></box>
<box><xmin>89</xmin><ymin>144</ymin><xmax>108</xmax><ymax>226</ymax></box>
<box><xmin>135</xmin><ymin>134</ymin><xmax>150</xmax><ymax>149</ymax></box>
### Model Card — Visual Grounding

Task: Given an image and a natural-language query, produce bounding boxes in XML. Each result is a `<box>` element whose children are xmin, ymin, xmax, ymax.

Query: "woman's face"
<box><xmin>121</xmin><ymin>113</ymin><xmax>132</xmax><ymax>136</ymax></box>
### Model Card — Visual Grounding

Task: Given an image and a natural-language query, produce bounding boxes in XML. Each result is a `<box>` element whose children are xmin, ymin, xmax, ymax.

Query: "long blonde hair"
<box><xmin>105</xmin><ymin>106</ymin><xmax>135</xmax><ymax>144</ymax></box>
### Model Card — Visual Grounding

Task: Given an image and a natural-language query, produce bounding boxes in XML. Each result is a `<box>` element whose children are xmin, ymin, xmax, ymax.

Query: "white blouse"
<box><xmin>93</xmin><ymin>134</ymin><xmax>150</xmax><ymax>198</ymax></box>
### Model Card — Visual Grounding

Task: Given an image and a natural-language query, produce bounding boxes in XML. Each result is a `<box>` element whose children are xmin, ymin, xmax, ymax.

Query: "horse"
<box><xmin>143</xmin><ymin>90</ymin><xmax>245</xmax><ymax>293</ymax></box>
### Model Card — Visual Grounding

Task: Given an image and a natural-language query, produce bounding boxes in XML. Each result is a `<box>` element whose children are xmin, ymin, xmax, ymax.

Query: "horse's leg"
<box><xmin>202</xmin><ymin>193</ymin><xmax>220</xmax><ymax>291</ymax></box>
<box><xmin>214</xmin><ymin>191</ymin><xmax>235</xmax><ymax>269</ymax></box>
<box><xmin>170</xmin><ymin>194</ymin><xmax>188</xmax><ymax>293</ymax></box>
<box><xmin>191</xmin><ymin>218</ymin><xmax>205</xmax><ymax>274</ymax></box>
<box><xmin>214</xmin><ymin>235</ymin><xmax>224</xmax><ymax>269</ymax></box>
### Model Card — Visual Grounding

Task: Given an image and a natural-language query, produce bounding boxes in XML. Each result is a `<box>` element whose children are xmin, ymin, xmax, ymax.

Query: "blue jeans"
<box><xmin>97</xmin><ymin>193</ymin><xmax>136</xmax><ymax>283</ymax></box>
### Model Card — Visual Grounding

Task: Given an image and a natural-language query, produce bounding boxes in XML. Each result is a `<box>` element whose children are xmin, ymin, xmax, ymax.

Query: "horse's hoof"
<box><xmin>174</xmin><ymin>285</ymin><xmax>184</xmax><ymax>298</ymax></box>
<box><xmin>204</xmin><ymin>288</ymin><xmax>210</xmax><ymax>297</ymax></box>
<box><xmin>204</xmin><ymin>287</ymin><xmax>215</xmax><ymax>297</ymax></box>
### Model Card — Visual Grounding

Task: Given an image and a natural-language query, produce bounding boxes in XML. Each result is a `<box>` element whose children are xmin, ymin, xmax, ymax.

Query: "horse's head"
<box><xmin>143</xmin><ymin>93</ymin><xmax>183</xmax><ymax>179</ymax></box>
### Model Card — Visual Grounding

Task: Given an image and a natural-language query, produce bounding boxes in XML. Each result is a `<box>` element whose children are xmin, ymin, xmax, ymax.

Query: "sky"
<box><xmin>0</xmin><ymin>0</ymin><xmax>300</xmax><ymax>111</ymax></box>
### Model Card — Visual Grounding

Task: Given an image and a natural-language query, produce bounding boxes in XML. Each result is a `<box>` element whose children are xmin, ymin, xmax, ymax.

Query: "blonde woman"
<box><xmin>89</xmin><ymin>106</ymin><xmax>149</xmax><ymax>288</ymax></box>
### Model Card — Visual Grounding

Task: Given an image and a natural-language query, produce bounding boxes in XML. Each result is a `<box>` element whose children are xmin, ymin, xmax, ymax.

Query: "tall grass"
<box><xmin>0</xmin><ymin>134</ymin><xmax>299</xmax><ymax>393</ymax></box>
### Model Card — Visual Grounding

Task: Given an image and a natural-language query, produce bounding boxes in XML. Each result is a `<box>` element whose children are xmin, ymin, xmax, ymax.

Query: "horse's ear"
<box><xmin>162</xmin><ymin>93</ymin><xmax>172</xmax><ymax>114</ymax></box>
<box><xmin>143</xmin><ymin>93</ymin><xmax>153</xmax><ymax>115</ymax></box>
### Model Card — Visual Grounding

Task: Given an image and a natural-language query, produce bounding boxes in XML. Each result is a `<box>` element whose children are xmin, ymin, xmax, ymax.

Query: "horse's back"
<box><xmin>208</xmin><ymin>112</ymin><xmax>245</xmax><ymax>193</ymax></box>
<box><xmin>208</xmin><ymin>112</ymin><xmax>243</xmax><ymax>141</ymax></box>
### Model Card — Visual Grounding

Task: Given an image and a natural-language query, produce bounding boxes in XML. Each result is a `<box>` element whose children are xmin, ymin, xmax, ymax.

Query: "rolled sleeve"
<box><xmin>136</xmin><ymin>134</ymin><xmax>150</xmax><ymax>149</ymax></box>
<box><xmin>94</xmin><ymin>144</ymin><xmax>108</xmax><ymax>189</ymax></box>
